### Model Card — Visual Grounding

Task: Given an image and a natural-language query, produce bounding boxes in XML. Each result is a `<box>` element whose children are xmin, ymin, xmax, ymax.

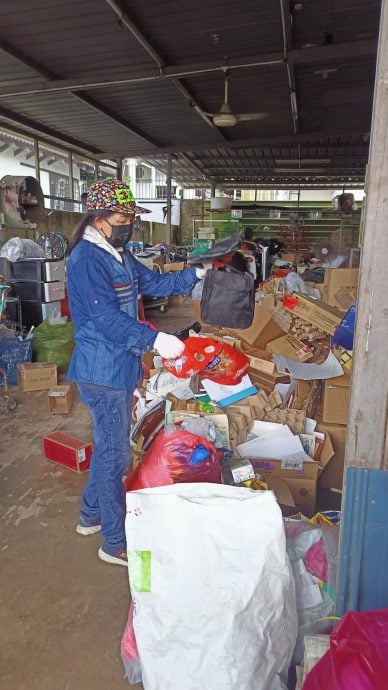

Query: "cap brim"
<box><xmin>135</xmin><ymin>205</ymin><xmax>152</xmax><ymax>214</ymax></box>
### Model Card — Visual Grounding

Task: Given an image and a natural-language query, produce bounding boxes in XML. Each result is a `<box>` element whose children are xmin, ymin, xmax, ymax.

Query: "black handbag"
<box><xmin>200</xmin><ymin>266</ymin><xmax>255</xmax><ymax>329</ymax></box>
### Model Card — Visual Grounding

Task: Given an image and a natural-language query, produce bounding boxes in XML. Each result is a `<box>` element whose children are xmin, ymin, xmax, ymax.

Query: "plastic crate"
<box><xmin>0</xmin><ymin>337</ymin><xmax>33</xmax><ymax>385</ymax></box>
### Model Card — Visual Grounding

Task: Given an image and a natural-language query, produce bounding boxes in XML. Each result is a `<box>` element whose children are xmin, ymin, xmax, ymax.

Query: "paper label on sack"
<box><xmin>231</xmin><ymin>463</ymin><xmax>255</xmax><ymax>484</ymax></box>
<box><xmin>77</xmin><ymin>448</ymin><xmax>86</xmax><ymax>463</ymax></box>
<box><xmin>280</xmin><ymin>451</ymin><xmax>313</xmax><ymax>470</ymax></box>
<box><xmin>128</xmin><ymin>550</ymin><xmax>152</xmax><ymax>593</ymax></box>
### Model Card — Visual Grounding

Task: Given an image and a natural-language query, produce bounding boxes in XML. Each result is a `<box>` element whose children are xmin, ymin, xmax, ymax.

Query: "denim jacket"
<box><xmin>66</xmin><ymin>240</ymin><xmax>198</xmax><ymax>390</ymax></box>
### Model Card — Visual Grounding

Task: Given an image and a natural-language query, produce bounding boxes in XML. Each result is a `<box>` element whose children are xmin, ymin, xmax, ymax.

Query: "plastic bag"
<box><xmin>125</xmin><ymin>429</ymin><xmax>221</xmax><ymax>491</ymax></box>
<box><xmin>125</xmin><ymin>485</ymin><xmax>297</xmax><ymax>690</ymax></box>
<box><xmin>284</xmin><ymin>520</ymin><xmax>339</xmax><ymax>665</ymax></box>
<box><xmin>0</xmin><ymin>237</ymin><xmax>45</xmax><ymax>261</ymax></box>
<box><xmin>162</xmin><ymin>336</ymin><xmax>222</xmax><ymax>378</ymax></box>
<box><xmin>121</xmin><ymin>602</ymin><xmax>142</xmax><ymax>684</ymax></box>
<box><xmin>303</xmin><ymin>609</ymin><xmax>388</xmax><ymax>690</ymax></box>
<box><xmin>163</xmin><ymin>336</ymin><xmax>249</xmax><ymax>385</ymax></box>
<box><xmin>32</xmin><ymin>320</ymin><xmax>74</xmax><ymax>373</ymax></box>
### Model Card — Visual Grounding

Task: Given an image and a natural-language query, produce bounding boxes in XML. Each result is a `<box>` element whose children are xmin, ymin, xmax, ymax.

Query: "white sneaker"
<box><xmin>76</xmin><ymin>523</ymin><xmax>101</xmax><ymax>536</ymax></box>
<box><xmin>98</xmin><ymin>547</ymin><xmax>128</xmax><ymax>566</ymax></box>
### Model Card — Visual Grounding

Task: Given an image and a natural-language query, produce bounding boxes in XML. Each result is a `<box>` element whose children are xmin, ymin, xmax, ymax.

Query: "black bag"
<box><xmin>200</xmin><ymin>266</ymin><xmax>255</xmax><ymax>329</ymax></box>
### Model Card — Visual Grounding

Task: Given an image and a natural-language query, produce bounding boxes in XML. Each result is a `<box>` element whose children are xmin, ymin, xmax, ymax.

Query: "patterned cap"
<box><xmin>86</xmin><ymin>178</ymin><xmax>140</xmax><ymax>214</ymax></box>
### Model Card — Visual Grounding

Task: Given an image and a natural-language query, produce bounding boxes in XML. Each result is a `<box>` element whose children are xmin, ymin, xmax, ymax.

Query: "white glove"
<box><xmin>195</xmin><ymin>262</ymin><xmax>212</xmax><ymax>279</ymax></box>
<box><xmin>154</xmin><ymin>332</ymin><xmax>185</xmax><ymax>359</ymax></box>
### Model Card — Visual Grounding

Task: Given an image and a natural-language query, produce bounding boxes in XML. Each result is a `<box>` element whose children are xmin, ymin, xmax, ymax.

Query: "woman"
<box><xmin>66</xmin><ymin>178</ymin><xmax>208</xmax><ymax>566</ymax></box>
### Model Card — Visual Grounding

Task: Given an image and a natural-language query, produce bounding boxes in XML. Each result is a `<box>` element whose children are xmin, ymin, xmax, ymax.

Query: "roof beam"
<box><xmin>289</xmin><ymin>38</ymin><xmax>377</xmax><ymax>65</ymax></box>
<box><xmin>0</xmin><ymin>35</ymin><xmax>160</xmax><ymax>148</ymax></box>
<box><xmin>100</xmin><ymin>130</ymin><xmax>371</xmax><ymax>157</ymax></box>
<box><xmin>280</xmin><ymin>0</ymin><xmax>299</xmax><ymax>134</ymax></box>
<box><xmin>0</xmin><ymin>38</ymin><xmax>377</xmax><ymax>99</ymax></box>
<box><xmin>103</xmin><ymin>0</ymin><xmax>225</xmax><ymax>138</ymax></box>
<box><xmin>75</xmin><ymin>92</ymin><xmax>160</xmax><ymax>147</ymax></box>
<box><xmin>0</xmin><ymin>103</ymin><xmax>103</xmax><ymax>154</ymax></box>
<box><xmin>0</xmin><ymin>53</ymin><xmax>284</xmax><ymax>98</ymax></box>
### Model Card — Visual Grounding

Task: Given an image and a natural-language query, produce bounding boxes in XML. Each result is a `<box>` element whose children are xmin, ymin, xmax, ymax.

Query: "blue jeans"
<box><xmin>78</xmin><ymin>384</ymin><xmax>133</xmax><ymax>555</ymax></box>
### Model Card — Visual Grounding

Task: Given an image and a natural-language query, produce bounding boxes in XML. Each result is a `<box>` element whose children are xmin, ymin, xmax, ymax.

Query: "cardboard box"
<box><xmin>163</xmin><ymin>262</ymin><xmax>185</xmax><ymax>273</ymax></box>
<box><xmin>17</xmin><ymin>362</ymin><xmax>57</xmax><ymax>392</ymax></box>
<box><xmin>316</xmin><ymin>423</ymin><xmax>347</xmax><ymax>490</ymax></box>
<box><xmin>284</xmin><ymin>294</ymin><xmax>343</xmax><ymax>336</ymax></box>
<box><xmin>244</xmin><ymin>348</ymin><xmax>275</xmax><ymax>374</ymax></box>
<box><xmin>226</xmin><ymin>304</ymin><xmax>286</xmax><ymax>349</ymax></box>
<box><xmin>252</xmin><ymin>458</ymin><xmax>319</xmax><ymax>517</ymax></box>
<box><xmin>323</xmin><ymin>373</ymin><xmax>351</xmax><ymax>425</ymax></box>
<box><xmin>43</xmin><ymin>431</ymin><xmax>92</xmax><ymax>473</ymax></box>
<box><xmin>318</xmin><ymin>432</ymin><xmax>335</xmax><ymax>472</ymax></box>
<box><xmin>248</xmin><ymin>368</ymin><xmax>291</xmax><ymax>393</ymax></box>
<box><xmin>323</xmin><ymin>268</ymin><xmax>359</xmax><ymax>310</ymax></box>
<box><xmin>266</xmin><ymin>334</ymin><xmax>313</xmax><ymax>362</ymax></box>
<box><xmin>48</xmin><ymin>385</ymin><xmax>73</xmax><ymax>414</ymax></box>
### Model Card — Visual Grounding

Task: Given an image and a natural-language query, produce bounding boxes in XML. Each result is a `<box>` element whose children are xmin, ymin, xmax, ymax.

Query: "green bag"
<box><xmin>32</xmin><ymin>320</ymin><xmax>74</xmax><ymax>373</ymax></box>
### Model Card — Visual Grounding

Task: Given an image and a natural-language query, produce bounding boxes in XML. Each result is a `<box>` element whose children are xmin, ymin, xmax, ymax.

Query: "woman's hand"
<box><xmin>154</xmin><ymin>332</ymin><xmax>185</xmax><ymax>359</ymax></box>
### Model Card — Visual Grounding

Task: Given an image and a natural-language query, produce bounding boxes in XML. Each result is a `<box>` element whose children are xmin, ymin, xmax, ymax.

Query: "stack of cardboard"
<box><xmin>136</xmin><ymin>266</ymin><xmax>358</xmax><ymax>515</ymax></box>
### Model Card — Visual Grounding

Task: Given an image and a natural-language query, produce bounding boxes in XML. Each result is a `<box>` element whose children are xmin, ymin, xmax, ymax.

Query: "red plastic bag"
<box><xmin>124</xmin><ymin>429</ymin><xmax>221</xmax><ymax>491</ymax></box>
<box><xmin>163</xmin><ymin>336</ymin><xmax>249</xmax><ymax>385</ymax></box>
<box><xmin>201</xmin><ymin>341</ymin><xmax>249</xmax><ymax>384</ymax></box>
<box><xmin>162</xmin><ymin>337</ymin><xmax>222</xmax><ymax>378</ymax></box>
<box><xmin>303</xmin><ymin>609</ymin><xmax>388</xmax><ymax>690</ymax></box>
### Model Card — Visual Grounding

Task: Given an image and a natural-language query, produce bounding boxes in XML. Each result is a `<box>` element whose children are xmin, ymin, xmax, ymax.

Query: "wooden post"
<box><xmin>345</xmin><ymin>0</ymin><xmax>388</xmax><ymax>470</ymax></box>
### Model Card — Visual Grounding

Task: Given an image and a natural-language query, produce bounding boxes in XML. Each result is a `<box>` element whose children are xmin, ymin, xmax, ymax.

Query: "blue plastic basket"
<box><xmin>333</xmin><ymin>304</ymin><xmax>356</xmax><ymax>350</ymax></box>
<box><xmin>0</xmin><ymin>337</ymin><xmax>33</xmax><ymax>385</ymax></box>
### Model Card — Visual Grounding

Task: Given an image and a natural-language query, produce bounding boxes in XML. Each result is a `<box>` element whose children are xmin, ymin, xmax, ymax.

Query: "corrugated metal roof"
<box><xmin>0</xmin><ymin>0</ymin><xmax>382</xmax><ymax>186</ymax></box>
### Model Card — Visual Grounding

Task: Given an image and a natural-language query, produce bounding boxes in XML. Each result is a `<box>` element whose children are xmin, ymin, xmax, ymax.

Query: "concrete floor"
<box><xmin>0</xmin><ymin>300</ymin><xmax>194</xmax><ymax>690</ymax></box>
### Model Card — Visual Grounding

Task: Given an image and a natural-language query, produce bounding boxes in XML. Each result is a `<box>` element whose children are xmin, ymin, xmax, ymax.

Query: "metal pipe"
<box><xmin>166</xmin><ymin>154</ymin><xmax>172</xmax><ymax>245</ymax></box>
<box><xmin>0</xmin><ymin>55</ymin><xmax>285</xmax><ymax>99</ymax></box>
<box><xmin>104</xmin><ymin>0</ymin><xmax>164</xmax><ymax>70</ymax></box>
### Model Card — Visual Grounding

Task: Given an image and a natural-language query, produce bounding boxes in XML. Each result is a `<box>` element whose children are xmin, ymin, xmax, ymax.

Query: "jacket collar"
<box><xmin>83</xmin><ymin>225</ymin><xmax>123</xmax><ymax>263</ymax></box>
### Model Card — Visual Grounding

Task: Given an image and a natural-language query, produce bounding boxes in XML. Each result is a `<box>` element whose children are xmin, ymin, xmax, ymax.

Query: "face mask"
<box><xmin>104</xmin><ymin>221</ymin><xmax>134</xmax><ymax>248</ymax></box>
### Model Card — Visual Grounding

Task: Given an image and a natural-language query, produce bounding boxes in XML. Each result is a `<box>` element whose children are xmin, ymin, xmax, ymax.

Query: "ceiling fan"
<box><xmin>203</xmin><ymin>70</ymin><xmax>268</xmax><ymax>128</ymax></box>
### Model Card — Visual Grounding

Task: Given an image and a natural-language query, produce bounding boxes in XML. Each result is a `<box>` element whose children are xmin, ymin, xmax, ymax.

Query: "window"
<box><xmin>156</xmin><ymin>185</ymin><xmax>177</xmax><ymax>199</ymax></box>
<box><xmin>98</xmin><ymin>160</ymin><xmax>118</xmax><ymax>180</ymax></box>
<box><xmin>38</xmin><ymin>142</ymin><xmax>71</xmax><ymax>210</ymax></box>
<box><xmin>72</xmin><ymin>156</ymin><xmax>97</xmax><ymax>211</ymax></box>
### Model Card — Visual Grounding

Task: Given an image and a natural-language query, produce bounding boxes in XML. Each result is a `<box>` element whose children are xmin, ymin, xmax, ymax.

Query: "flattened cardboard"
<box><xmin>226</xmin><ymin>302</ymin><xmax>286</xmax><ymax>349</ymax></box>
<box><xmin>252</xmin><ymin>458</ymin><xmax>319</xmax><ymax>517</ymax></box>
<box><xmin>323</xmin><ymin>373</ymin><xmax>351</xmax><ymax>425</ymax></box>
<box><xmin>316</xmin><ymin>423</ymin><xmax>347</xmax><ymax>490</ymax></box>
<box><xmin>163</xmin><ymin>262</ymin><xmax>185</xmax><ymax>272</ymax></box>
<box><xmin>323</xmin><ymin>268</ymin><xmax>359</xmax><ymax>310</ymax></box>
<box><xmin>266</xmin><ymin>334</ymin><xmax>313</xmax><ymax>362</ymax></box>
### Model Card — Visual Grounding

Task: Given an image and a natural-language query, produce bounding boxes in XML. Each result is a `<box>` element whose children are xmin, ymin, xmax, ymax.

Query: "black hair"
<box><xmin>67</xmin><ymin>210</ymin><xmax>112</xmax><ymax>255</ymax></box>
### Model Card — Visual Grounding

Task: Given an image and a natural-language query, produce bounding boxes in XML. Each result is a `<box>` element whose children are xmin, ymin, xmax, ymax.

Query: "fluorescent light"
<box><xmin>274</xmin><ymin>168</ymin><xmax>330</xmax><ymax>173</ymax></box>
<box><xmin>274</xmin><ymin>159</ymin><xmax>331</xmax><ymax>165</ymax></box>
